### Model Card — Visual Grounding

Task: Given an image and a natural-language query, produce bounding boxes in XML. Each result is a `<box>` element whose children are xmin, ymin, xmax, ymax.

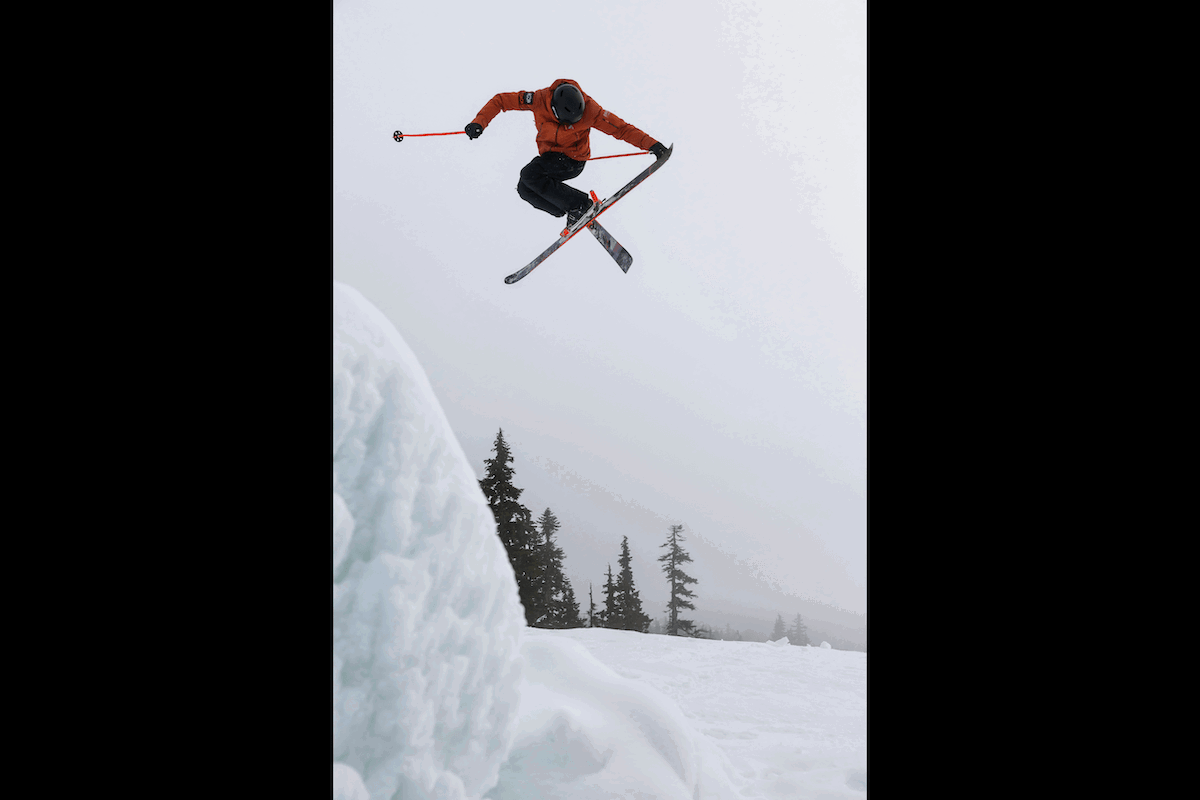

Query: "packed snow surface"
<box><xmin>332</xmin><ymin>282</ymin><xmax>867</xmax><ymax>799</ymax></box>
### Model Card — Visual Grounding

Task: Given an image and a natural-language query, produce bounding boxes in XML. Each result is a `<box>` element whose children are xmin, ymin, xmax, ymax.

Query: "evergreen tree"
<box><xmin>772</xmin><ymin>614</ymin><xmax>787</xmax><ymax>640</ymax></box>
<box><xmin>515</xmin><ymin>507</ymin><xmax>585</xmax><ymax>629</ymax></box>
<box><xmin>615</xmin><ymin>536</ymin><xmax>652</xmax><ymax>633</ymax></box>
<box><xmin>599</xmin><ymin>564</ymin><xmax>617</xmax><ymax>628</ymax></box>
<box><xmin>588</xmin><ymin>582</ymin><xmax>596</xmax><ymax>628</ymax></box>
<box><xmin>658</xmin><ymin>524</ymin><xmax>699</xmax><ymax>636</ymax></box>
<box><xmin>788</xmin><ymin>613</ymin><xmax>811</xmax><ymax>646</ymax></box>
<box><xmin>532</xmin><ymin>508</ymin><xmax>568</xmax><ymax>627</ymax></box>
<box><xmin>560</xmin><ymin>578</ymin><xmax>584</xmax><ymax>628</ymax></box>
<box><xmin>479</xmin><ymin>429</ymin><xmax>540</xmax><ymax>625</ymax></box>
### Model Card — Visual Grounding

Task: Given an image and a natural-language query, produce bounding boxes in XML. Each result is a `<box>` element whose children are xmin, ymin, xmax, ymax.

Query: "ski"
<box><xmin>504</xmin><ymin>144</ymin><xmax>672</xmax><ymax>284</ymax></box>
<box><xmin>574</xmin><ymin>189</ymin><xmax>633</xmax><ymax>273</ymax></box>
<box><xmin>587</xmin><ymin>218</ymin><xmax>633</xmax><ymax>273</ymax></box>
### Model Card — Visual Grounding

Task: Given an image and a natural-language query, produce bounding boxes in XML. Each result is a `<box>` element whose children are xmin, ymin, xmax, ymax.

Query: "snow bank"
<box><xmin>820</xmin><ymin>641</ymin><xmax>832</xmax><ymax>649</ymax></box>
<box><xmin>333</xmin><ymin>282</ymin><xmax>526</xmax><ymax>800</ymax></box>
<box><xmin>768</xmin><ymin>637</ymin><xmax>790</xmax><ymax>646</ymax></box>
<box><xmin>487</xmin><ymin>628</ymin><xmax>738</xmax><ymax>800</ymax></box>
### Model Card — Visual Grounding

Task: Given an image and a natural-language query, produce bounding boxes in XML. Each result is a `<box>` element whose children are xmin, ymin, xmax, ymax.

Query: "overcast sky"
<box><xmin>333</xmin><ymin>0</ymin><xmax>866</xmax><ymax>618</ymax></box>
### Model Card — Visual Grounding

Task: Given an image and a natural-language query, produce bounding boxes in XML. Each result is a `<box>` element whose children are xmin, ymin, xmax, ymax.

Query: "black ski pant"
<box><xmin>517</xmin><ymin>152</ymin><xmax>591</xmax><ymax>218</ymax></box>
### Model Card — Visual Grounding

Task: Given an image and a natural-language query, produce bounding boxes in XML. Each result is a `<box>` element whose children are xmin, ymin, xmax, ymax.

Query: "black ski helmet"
<box><xmin>551</xmin><ymin>83</ymin><xmax>585</xmax><ymax>125</ymax></box>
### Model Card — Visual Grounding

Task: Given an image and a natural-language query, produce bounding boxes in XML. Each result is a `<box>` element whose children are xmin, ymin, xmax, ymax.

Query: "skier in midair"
<box><xmin>465</xmin><ymin>79</ymin><xmax>668</xmax><ymax>229</ymax></box>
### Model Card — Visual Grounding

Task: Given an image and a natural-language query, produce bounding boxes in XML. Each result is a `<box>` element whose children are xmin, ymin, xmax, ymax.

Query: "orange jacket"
<box><xmin>471</xmin><ymin>78</ymin><xmax>657</xmax><ymax>162</ymax></box>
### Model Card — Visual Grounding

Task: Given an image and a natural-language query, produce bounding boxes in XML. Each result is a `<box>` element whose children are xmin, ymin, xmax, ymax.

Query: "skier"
<box><xmin>465</xmin><ymin>79</ymin><xmax>668</xmax><ymax>229</ymax></box>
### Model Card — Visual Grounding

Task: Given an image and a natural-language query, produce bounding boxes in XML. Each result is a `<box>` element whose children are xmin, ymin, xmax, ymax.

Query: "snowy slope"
<box><xmin>332</xmin><ymin>281</ymin><xmax>866</xmax><ymax>800</ymax></box>
<box><xmin>334</xmin><ymin>282</ymin><xmax>526</xmax><ymax>800</ymax></box>
<box><xmin>560</xmin><ymin>629</ymin><xmax>867</xmax><ymax>799</ymax></box>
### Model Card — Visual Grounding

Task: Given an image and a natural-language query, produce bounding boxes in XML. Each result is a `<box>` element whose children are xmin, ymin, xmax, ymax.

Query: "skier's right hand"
<box><xmin>465</xmin><ymin>123</ymin><xmax>483</xmax><ymax>140</ymax></box>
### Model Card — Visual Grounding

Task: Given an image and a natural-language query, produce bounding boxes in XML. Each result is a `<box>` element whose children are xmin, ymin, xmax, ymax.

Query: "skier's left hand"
<box><xmin>649</xmin><ymin>142</ymin><xmax>668</xmax><ymax>160</ymax></box>
<box><xmin>465</xmin><ymin>123</ymin><xmax>483</xmax><ymax>140</ymax></box>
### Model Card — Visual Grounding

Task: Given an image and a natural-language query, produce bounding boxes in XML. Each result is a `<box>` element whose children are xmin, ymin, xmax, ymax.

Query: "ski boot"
<box><xmin>563</xmin><ymin>191</ymin><xmax>601</xmax><ymax>236</ymax></box>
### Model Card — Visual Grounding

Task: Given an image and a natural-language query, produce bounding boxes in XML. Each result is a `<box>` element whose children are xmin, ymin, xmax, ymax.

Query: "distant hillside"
<box><xmin>665</xmin><ymin>596</ymin><xmax>866</xmax><ymax>651</ymax></box>
<box><xmin>645</xmin><ymin>607</ymin><xmax>866</xmax><ymax>652</ymax></box>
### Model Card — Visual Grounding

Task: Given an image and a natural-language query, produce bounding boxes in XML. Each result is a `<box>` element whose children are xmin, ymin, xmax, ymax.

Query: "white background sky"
<box><xmin>333</xmin><ymin>0</ymin><xmax>866</xmax><ymax>618</ymax></box>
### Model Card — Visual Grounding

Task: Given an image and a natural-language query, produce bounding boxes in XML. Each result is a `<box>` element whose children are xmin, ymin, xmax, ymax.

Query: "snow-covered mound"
<box><xmin>768</xmin><ymin>637</ymin><xmax>790</xmax><ymax>646</ymax></box>
<box><xmin>487</xmin><ymin>629</ymin><xmax>739</xmax><ymax>800</ymax></box>
<box><xmin>333</xmin><ymin>282</ymin><xmax>526</xmax><ymax>800</ymax></box>
<box><xmin>820</xmin><ymin>641</ymin><xmax>832</xmax><ymax>649</ymax></box>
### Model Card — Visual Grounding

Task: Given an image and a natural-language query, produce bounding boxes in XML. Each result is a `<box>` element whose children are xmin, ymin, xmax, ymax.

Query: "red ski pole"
<box><xmin>393</xmin><ymin>130</ymin><xmax>464</xmax><ymax>141</ymax></box>
<box><xmin>585</xmin><ymin>152</ymin><xmax>652</xmax><ymax>161</ymax></box>
<box><xmin>392</xmin><ymin>130</ymin><xmax>651</xmax><ymax>161</ymax></box>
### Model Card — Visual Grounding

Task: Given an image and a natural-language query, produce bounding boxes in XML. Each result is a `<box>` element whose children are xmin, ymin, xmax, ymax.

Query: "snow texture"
<box><xmin>821</xmin><ymin>641</ymin><xmax>832</xmax><ymax>649</ymax></box>
<box><xmin>334</xmin><ymin>764</ymin><xmax>370</xmax><ymax>800</ymax></box>
<box><xmin>334</xmin><ymin>282</ymin><xmax>526</xmax><ymax>800</ymax></box>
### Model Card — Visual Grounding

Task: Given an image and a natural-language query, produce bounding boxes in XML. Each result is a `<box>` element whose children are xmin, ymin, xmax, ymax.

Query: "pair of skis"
<box><xmin>504</xmin><ymin>144</ymin><xmax>673</xmax><ymax>285</ymax></box>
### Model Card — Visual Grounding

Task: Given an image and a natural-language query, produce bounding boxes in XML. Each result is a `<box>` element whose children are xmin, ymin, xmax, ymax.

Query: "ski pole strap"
<box><xmin>393</xmin><ymin>130</ymin><xmax>465</xmax><ymax>141</ymax></box>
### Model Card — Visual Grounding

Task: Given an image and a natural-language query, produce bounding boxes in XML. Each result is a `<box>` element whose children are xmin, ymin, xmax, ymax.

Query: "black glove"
<box><xmin>649</xmin><ymin>142</ymin><xmax>668</xmax><ymax>160</ymax></box>
<box><xmin>465</xmin><ymin>123</ymin><xmax>483</xmax><ymax>140</ymax></box>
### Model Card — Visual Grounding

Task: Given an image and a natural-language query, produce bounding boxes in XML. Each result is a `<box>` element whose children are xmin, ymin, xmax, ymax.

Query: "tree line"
<box><xmin>478</xmin><ymin>429</ymin><xmax>828</xmax><ymax>646</ymax></box>
<box><xmin>478</xmin><ymin>429</ymin><xmax>703</xmax><ymax>635</ymax></box>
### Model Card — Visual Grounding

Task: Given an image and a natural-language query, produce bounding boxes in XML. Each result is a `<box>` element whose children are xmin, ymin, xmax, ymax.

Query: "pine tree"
<box><xmin>588</xmin><ymin>582</ymin><xmax>596</xmax><ymax>628</ymax></box>
<box><xmin>788</xmin><ymin>613</ymin><xmax>811</xmax><ymax>646</ymax></box>
<box><xmin>599</xmin><ymin>564</ymin><xmax>617</xmax><ymax>628</ymax></box>
<box><xmin>560</xmin><ymin>578</ymin><xmax>584</xmax><ymax>628</ymax></box>
<box><xmin>658</xmin><ymin>524</ymin><xmax>699</xmax><ymax>636</ymax></box>
<box><xmin>479</xmin><ymin>429</ymin><xmax>540</xmax><ymax>625</ymax></box>
<box><xmin>615</xmin><ymin>536</ymin><xmax>652</xmax><ymax>633</ymax></box>
<box><xmin>532</xmin><ymin>508</ymin><xmax>567</xmax><ymax>627</ymax></box>
<box><xmin>772</xmin><ymin>614</ymin><xmax>787</xmax><ymax>641</ymax></box>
